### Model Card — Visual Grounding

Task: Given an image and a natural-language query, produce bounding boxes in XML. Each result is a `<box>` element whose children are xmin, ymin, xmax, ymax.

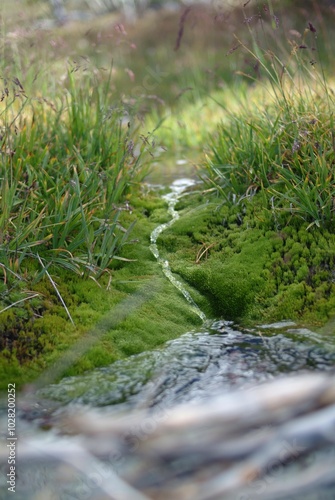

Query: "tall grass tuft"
<box><xmin>203</xmin><ymin>2</ymin><xmax>335</xmax><ymax>230</ymax></box>
<box><xmin>0</xmin><ymin>65</ymin><xmax>152</xmax><ymax>301</ymax></box>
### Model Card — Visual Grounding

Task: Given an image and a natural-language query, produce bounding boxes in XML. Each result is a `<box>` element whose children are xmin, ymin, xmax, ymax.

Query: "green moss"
<box><xmin>181</xmin><ymin>261</ymin><xmax>257</xmax><ymax>319</ymax></box>
<box><xmin>156</xmin><ymin>189</ymin><xmax>335</xmax><ymax>328</ymax></box>
<box><xmin>296</xmin><ymin>264</ymin><xmax>309</xmax><ymax>281</ymax></box>
<box><xmin>0</xmin><ymin>190</ymin><xmax>205</xmax><ymax>392</ymax></box>
<box><xmin>2</xmin><ymin>168</ymin><xmax>335</xmax><ymax>393</ymax></box>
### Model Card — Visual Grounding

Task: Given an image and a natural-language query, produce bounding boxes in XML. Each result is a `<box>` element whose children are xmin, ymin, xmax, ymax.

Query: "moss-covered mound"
<box><xmin>0</xmin><ymin>191</ymin><xmax>204</xmax><ymax>392</ymax></box>
<box><xmin>158</xmin><ymin>191</ymin><xmax>335</xmax><ymax>325</ymax></box>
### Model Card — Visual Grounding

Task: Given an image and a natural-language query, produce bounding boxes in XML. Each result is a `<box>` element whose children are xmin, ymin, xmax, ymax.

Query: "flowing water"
<box><xmin>36</xmin><ymin>319</ymin><xmax>335</xmax><ymax>411</ymax></box>
<box><xmin>149</xmin><ymin>178</ymin><xmax>206</xmax><ymax>322</ymax></box>
<box><xmin>34</xmin><ymin>177</ymin><xmax>335</xmax><ymax>410</ymax></box>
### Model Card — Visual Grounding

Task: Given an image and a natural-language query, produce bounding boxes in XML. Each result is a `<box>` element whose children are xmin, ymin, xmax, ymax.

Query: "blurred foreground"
<box><xmin>1</xmin><ymin>370</ymin><xmax>335</xmax><ymax>499</ymax></box>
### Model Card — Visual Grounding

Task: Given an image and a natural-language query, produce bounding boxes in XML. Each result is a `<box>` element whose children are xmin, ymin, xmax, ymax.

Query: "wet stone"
<box><xmin>37</xmin><ymin>320</ymin><xmax>335</xmax><ymax>412</ymax></box>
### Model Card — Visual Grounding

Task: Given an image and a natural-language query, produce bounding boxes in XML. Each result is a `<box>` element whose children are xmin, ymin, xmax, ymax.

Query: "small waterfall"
<box><xmin>149</xmin><ymin>178</ymin><xmax>206</xmax><ymax>322</ymax></box>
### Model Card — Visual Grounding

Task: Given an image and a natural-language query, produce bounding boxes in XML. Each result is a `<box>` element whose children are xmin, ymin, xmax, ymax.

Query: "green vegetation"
<box><xmin>179</xmin><ymin>0</ymin><xmax>335</xmax><ymax>324</ymax></box>
<box><xmin>202</xmin><ymin>30</ymin><xmax>335</xmax><ymax>229</ymax></box>
<box><xmin>1</xmin><ymin>0</ymin><xmax>335</xmax><ymax>391</ymax></box>
<box><xmin>158</xmin><ymin>193</ymin><xmax>335</xmax><ymax>323</ymax></box>
<box><xmin>0</xmin><ymin>188</ymin><xmax>204</xmax><ymax>390</ymax></box>
<box><xmin>0</xmin><ymin>68</ymin><xmax>150</xmax><ymax>281</ymax></box>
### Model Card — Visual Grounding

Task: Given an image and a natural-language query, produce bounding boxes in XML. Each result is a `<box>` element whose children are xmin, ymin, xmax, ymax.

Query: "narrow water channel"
<box><xmin>149</xmin><ymin>177</ymin><xmax>206</xmax><ymax>322</ymax></box>
<box><xmin>35</xmin><ymin>176</ymin><xmax>335</xmax><ymax>411</ymax></box>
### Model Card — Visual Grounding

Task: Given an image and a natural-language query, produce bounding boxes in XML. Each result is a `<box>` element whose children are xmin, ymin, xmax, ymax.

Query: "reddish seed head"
<box><xmin>308</xmin><ymin>22</ymin><xmax>317</xmax><ymax>33</ymax></box>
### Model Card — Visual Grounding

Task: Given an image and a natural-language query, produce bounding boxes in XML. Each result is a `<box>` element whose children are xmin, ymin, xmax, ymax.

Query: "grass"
<box><xmin>1</xmin><ymin>0</ymin><xmax>335</xmax><ymax>390</ymax></box>
<box><xmin>203</xmin><ymin>88</ymin><xmax>335</xmax><ymax>228</ymax></box>
<box><xmin>0</xmin><ymin>50</ymin><xmax>160</xmax><ymax>389</ymax></box>
<box><xmin>0</xmin><ymin>187</ymin><xmax>205</xmax><ymax>391</ymax></box>
<box><xmin>202</xmin><ymin>1</ymin><xmax>335</xmax><ymax>230</ymax></box>
<box><xmin>0</xmin><ymin>64</ymin><xmax>152</xmax><ymax>288</ymax></box>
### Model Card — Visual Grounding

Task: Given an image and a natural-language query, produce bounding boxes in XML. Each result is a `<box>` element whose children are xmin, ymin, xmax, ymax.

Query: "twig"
<box><xmin>37</xmin><ymin>253</ymin><xmax>75</xmax><ymax>326</ymax></box>
<box><xmin>0</xmin><ymin>293</ymin><xmax>40</xmax><ymax>314</ymax></box>
<box><xmin>175</xmin><ymin>7</ymin><xmax>192</xmax><ymax>51</ymax></box>
<box><xmin>1</xmin><ymin>373</ymin><xmax>335</xmax><ymax>499</ymax></box>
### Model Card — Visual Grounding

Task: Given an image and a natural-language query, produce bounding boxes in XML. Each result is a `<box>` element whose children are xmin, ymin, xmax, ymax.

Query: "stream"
<box><xmin>32</xmin><ymin>177</ymin><xmax>335</xmax><ymax>411</ymax></box>
<box><xmin>1</xmin><ymin>175</ymin><xmax>335</xmax><ymax>499</ymax></box>
<box><xmin>149</xmin><ymin>178</ymin><xmax>206</xmax><ymax>322</ymax></box>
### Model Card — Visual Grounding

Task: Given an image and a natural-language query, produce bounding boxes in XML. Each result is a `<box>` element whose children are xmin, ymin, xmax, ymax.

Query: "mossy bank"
<box><xmin>157</xmin><ymin>188</ymin><xmax>335</xmax><ymax>327</ymax></box>
<box><xmin>0</xmin><ymin>189</ymin><xmax>205</xmax><ymax>393</ymax></box>
<box><xmin>2</xmin><ymin>178</ymin><xmax>335</xmax><ymax>394</ymax></box>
